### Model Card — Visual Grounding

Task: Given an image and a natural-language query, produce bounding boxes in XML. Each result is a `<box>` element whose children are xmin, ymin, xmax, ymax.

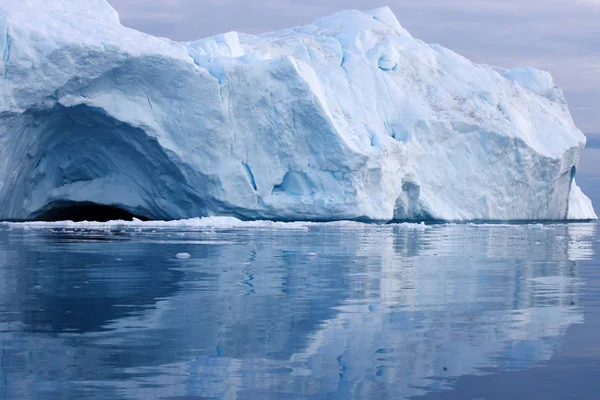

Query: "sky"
<box><xmin>107</xmin><ymin>0</ymin><xmax>599</xmax><ymax>135</ymax></box>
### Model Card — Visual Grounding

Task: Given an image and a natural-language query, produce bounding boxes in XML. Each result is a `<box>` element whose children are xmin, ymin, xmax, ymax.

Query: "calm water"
<box><xmin>1</xmin><ymin>152</ymin><xmax>600</xmax><ymax>399</ymax></box>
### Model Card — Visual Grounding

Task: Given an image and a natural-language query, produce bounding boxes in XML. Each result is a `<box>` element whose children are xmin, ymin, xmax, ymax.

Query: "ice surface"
<box><xmin>0</xmin><ymin>0</ymin><xmax>595</xmax><ymax>221</ymax></box>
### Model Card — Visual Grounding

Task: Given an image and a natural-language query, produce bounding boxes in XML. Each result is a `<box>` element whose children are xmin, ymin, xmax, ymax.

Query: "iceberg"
<box><xmin>0</xmin><ymin>0</ymin><xmax>596</xmax><ymax>221</ymax></box>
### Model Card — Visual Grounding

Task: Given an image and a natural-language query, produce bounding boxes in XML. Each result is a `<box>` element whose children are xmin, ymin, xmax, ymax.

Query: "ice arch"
<box><xmin>0</xmin><ymin>104</ymin><xmax>204</xmax><ymax>220</ymax></box>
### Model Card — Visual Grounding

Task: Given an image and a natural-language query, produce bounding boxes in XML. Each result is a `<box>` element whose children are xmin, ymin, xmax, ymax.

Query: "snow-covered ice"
<box><xmin>0</xmin><ymin>0</ymin><xmax>596</xmax><ymax>222</ymax></box>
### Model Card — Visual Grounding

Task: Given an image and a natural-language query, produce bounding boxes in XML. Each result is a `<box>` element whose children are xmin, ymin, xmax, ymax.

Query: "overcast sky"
<box><xmin>107</xmin><ymin>0</ymin><xmax>599</xmax><ymax>135</ymax></box>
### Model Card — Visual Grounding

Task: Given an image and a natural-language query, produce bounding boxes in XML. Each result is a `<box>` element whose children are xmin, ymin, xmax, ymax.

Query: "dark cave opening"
<box><xmin>34</xmin><ymin>202</ymin><xmax>149</xmax><ymax>222</ymax></box>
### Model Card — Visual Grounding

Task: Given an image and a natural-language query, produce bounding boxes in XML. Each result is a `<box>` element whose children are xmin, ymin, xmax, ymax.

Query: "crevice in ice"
<box><xmin>242</xmin><ymin>162</ymin><xmax>257</xmax><ymax>191</ymax></box>
<box><xmin>335</xmin><ymin>41</ymin><xmax>353</xmax><ymax>96</ymax></box>
<box><xmin>218</xmin><ymin>86</ymin><xmax>224</xmax><ymax>104</ymax></box>
<box><xmin>370</xmin><ymin>133</ymin><xmax>378</xmax><ymax>147</ymax></box>
<box><xmin>565</xmin><ymin>165</ymin><xmax>577</xmax><ymax>218</ymax></box>
<box><xmin>32</xmin><ymin>201</ymin><xmax>149</xmax><ymax>222</ymax></box>
<box><xmin>3</xmin><ymin>27</ymin><xmax>10</xmax><ymax>79</ymax></box>
<box><xmin>138</xmin><ymin>86</ymin><xmax>154</xmax><ymax>113</ymax></box>
<box><xmin>340</xmin><ymin>50</ymin><xmax>350</xmax><ymax>78</ymax></box>
<box><xmin>136</xmin><ymin>85</ymin><xmax>160</xmax><ymax>126</ymax></box>
<box><xmin>205</xmin><ymin>67</ymin><xmax>227</xmax><ymax>105</ymax></box>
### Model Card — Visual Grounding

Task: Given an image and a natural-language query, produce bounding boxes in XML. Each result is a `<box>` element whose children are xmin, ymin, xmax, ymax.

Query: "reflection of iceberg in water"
<box><xmin>0</xmin><ymin>222</ymin><xmax>596</xmax><ymax>399</ymax></box>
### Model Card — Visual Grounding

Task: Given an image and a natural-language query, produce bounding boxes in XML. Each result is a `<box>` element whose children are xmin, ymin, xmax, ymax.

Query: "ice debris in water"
<box><xmin>0</xmin><ymin>1</ymin><xmax>596</xmax><ymax>222</ymax></box>
<box><xmin>2</xmin><ymin>217</ymin><xmax>427</xmax><ymax>231</ymax></box>
<box><xmin>175</xmin><ymin>253</ymin><xmax>192</xmax><ymax>259</ymax></box>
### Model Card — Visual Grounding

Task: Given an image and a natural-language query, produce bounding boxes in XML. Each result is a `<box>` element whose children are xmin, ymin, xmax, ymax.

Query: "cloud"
<box><xmin>106</xmin><ymin>0</ymin><xmax>600</xmax><ymax>132</ymax></box>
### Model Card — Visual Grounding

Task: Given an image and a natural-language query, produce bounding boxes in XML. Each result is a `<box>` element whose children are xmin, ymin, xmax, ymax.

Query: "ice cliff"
<box><xmin>0</xmin><ymin>0</ymin><xmax>596</xmax><ymax>221</ymax></box>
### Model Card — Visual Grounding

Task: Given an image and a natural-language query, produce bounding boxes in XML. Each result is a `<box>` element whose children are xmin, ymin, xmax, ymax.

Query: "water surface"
<box><xmin>1</xmin><ymin>219</ymin><xmax>598</xmax><ymax>399</ymax></box>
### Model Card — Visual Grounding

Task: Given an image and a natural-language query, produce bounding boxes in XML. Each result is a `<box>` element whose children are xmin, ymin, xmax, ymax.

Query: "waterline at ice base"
<box><xmin>0</xmin><ymin>0</ymin><xmax>595</xmax><ymax>222</ymax></box>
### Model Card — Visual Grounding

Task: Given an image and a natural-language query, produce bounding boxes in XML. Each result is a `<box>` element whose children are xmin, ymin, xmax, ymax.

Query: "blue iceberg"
<box><xmin>0</xmin><ymin>0</ymin><xmax>595</xmax><ymax>221</ymax></box>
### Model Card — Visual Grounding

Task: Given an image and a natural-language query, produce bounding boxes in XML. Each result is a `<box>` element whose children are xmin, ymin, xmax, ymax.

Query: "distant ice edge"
<box><xmin>0</xmin><ymin>1</ymin><xmax>596</xmax><ymax>222</ymax></box>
